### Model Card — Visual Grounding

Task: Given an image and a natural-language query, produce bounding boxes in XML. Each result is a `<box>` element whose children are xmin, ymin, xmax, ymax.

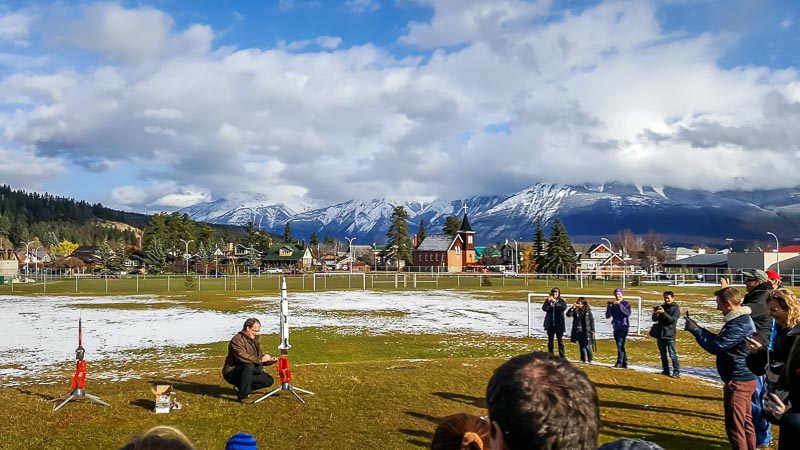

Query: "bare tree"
<box><xmin>641</xmin><ymin>230</ymin><xmax>665</xmax><ymax>271</ymax></box>
<box><xmin>613</xmin><ymin>229</ymin><xmax>639</xmax><ymax>261</ymax></box>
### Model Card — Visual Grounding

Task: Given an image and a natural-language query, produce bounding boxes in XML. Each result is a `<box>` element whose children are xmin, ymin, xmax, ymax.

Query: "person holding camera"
<box><xmin>651</xmin><ymin>291</ymin><xmax>681</xmax><ymax>378</ymax></box>
<box><xmin>567</xmin><ymin>297</ymin><xmax>595</xmax><ymax>363</ymax></box>
<box><xmin>606</xmin><ymin>288</ymin><xmax>631</xmax><ymax>368</ymax></box>
<box><xmin>542</xmin><ymin>287</ymin><xmax>568</xmax><ymax>357</ymax></box>
<box><xmin>745</xmin><ymin>288</ymin><xmax>800</xmax><ymax>450</ymax></box>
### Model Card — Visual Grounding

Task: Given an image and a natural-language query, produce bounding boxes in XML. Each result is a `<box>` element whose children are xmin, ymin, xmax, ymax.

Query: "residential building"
<box><xmin>412</xmin><ymin>212</ymin><xmax>478</xmax><ymax>272</ymax></box>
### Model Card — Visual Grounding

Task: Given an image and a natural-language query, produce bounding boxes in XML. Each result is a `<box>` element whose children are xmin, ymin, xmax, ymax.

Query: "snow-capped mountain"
<box><xmin>180</xmin><ymin>183</ymin><xmax>800</xmax><ymax>246</ymax></box>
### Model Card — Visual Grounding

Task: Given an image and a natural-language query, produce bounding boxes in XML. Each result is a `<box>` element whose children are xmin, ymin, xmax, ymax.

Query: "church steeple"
<box><xmin>457</xmin><ymin>204</ymin><xmax>475</xmax><ymax>266</ymax></box>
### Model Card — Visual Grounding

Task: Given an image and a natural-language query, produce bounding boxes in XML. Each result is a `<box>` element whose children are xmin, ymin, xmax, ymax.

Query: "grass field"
<box><xmin>0</xmin><ymin>279</ymin><xmax>777</xmax><ymax>449</ymax></box>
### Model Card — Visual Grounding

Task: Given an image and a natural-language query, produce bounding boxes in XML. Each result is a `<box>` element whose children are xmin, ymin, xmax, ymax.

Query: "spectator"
<box><xmin>542</xmin><ymin>287</ymin><xmax>568</xmax><ymax>357</ymax></box>
<box><xmin>766</xmin><ymin>270</ymin><xmax>782</xmax><ymax>290</ymax></box>
<box><xmin>764</xmin><ymin>318</ymin><xmax>800</xmax><ymax>450</ymax></box>
<box><xmin>222</xmin><ymin>318</ymin><xmax>278</xmax><ymax>404</ymax></box>
<box><xmin>651</xmin><ymin>291</ymin><xmax>681</xmax><ymax>378</ymax></box>
<box><xmin>226</xmin><ymin>432</ymin><xmax>258</xmax><ymax>450</ymax></box>
<box><xmin>431</xmin><ymin>413</ymin><xmax>489</xmax><ymax>450</ymax></box>
<box><xmin>486</xmin><ymin>351</ymin><xmax>600</xmax><ymax>450</ymax></box>
<box><xmin>567</xmin><ymin>297</ymin><xmax>595</xmax><ymax>363</ymax></box>
<box><xmin>685</xmin><ymin>287</ymin><xmax>757</xmax><ymax>450</ymax></box>
<box><xmin>746</xmin><ymin>288</ymin><xmax>800</xmax><ymax>450</ymax></box>
<box><xmin>118</xmin><ymin>426</ymin><xmax>196</xmax><ymax>450</ymax></box>
<box><xmin>606</xmin><ymin>288</ymin><xmax>631</xmax><ymax>368</ymax></box>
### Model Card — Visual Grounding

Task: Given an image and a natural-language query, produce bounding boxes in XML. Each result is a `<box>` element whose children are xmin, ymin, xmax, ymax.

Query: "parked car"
<box><xmin>502</xmin><ymin>270</ymin><xmax>518</xmax><ymax>277</ymax></box>
<box><xmin>265</xmin><ymin>268</ymin><xmax>283</xmax><ymax>274</ymax></box>
<box><xmin>631</xmin><ymin>270</ymin><xmax>647</xmax><ymax>275</ymax></box>
<box><xmin>208</xmin><ymin>270</ymin><xmax>226</xmax><ymax>278</ymax></box>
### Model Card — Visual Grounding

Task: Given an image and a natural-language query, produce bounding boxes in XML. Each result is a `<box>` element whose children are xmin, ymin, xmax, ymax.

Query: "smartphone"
<box><xmin>684</xmin><ymin>310</ymin><xmax>690</xmax><ymax>320</ymax></box>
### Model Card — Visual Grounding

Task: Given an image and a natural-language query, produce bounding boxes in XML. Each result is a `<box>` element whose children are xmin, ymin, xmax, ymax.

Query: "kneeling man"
<box><xmin>222</xmin><ymin>318</ymin><xmax>277</xmax><ymax>403</ymax></box>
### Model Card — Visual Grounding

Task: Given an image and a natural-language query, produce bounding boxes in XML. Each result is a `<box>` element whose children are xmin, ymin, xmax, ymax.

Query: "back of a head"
<box><xmin>226</xmin><ymin>432</ymin><xmax>258</xmax><ymax>450</ymax></box>
<box><xmin>431</xmin><ymin>413</ymin><xmax>490</xmax><ymax>450</ymax></box>
<box><xmin>118</xmin><ymin>426</ymin><xmax>196</xmax><ymax>450</ymax></box>
<box><xmin>486</xmin><ymin>352</ymin><xmax>600</xmax><ymax>450</ymax></box>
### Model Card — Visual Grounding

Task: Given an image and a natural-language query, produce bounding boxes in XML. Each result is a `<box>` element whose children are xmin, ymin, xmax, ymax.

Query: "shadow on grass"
<box><xmin>401</xmin><ymin>411</ymin><xmax>440</xmax><ymax>448</ymax></box>
<box><xmin>156</xmin><ymin>378</ymin><xmax>235</xmax><ymax>400</ymax></box>
<box><xmin>600</xmin><ymin>398</ymin><xmax>722</xmax><ymax>421</ymax></box>
<box><xmin>13</xmin><ymin>387</ymin><xmax>62</xmax><ymax>403</ymax></box>
<box><xmin>432</xmin><ymin>391</ymin><xmax>486</xmax><ymax>408</ymax></box>
<box><xmin>601</xmin><ymin>418</ymin><xmax>727</xmax><ymax>449</ymax></box>
<box><xmin>130</xmin><ymin>399</ymin><xmax>154</xmax><ymax>411</ymax></box>
<box><xmin>594</xmin><ymin>381</ymin><xmax>720</xmax><ymax>402</ymax></box>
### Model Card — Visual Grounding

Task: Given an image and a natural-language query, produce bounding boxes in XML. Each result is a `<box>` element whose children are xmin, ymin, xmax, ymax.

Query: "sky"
<box><xmin>1</xmin><ymin>0</ymin><xmax>800</xmax><ymax>213</ymax></box>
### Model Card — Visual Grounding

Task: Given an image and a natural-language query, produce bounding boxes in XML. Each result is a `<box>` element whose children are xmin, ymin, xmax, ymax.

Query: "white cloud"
<box><xmin>781</xmin><ymin>17</ymin><xmax>793</xmax><ymax>30</ymax></box>
<box><xmin>1</xmin><ymin>0</ymin><xmax>800</xmax><ymax>212</ymax></box>
<box><xmin>0</xmin><ymin>146</ymin><xmax>64</xmax><ymax>189</ymax></box>
<box><xmin>0</xmin><ymin>12</ymin><xmax>32</xmax><ymax>46</ymax></box>
<box><xmin>278</xmin><ymin>0</ymin><xmax>322</xmax><ymax>11</ymax></box>
<box><xmin>111</xmin><ymin>183</ymin><xmax>211</xmax><ymax>210</ymax></box>
<box><xmin>344</xmin><ymin>0</ymin><xmax>381</xmax><ymax>14</ymax></box>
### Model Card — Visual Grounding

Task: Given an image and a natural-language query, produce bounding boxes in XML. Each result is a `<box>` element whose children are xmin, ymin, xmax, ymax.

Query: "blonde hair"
<box><xmin>768</xmin><ymin>288</ymin><xmax>800</xmax><ymax>328</ymax></box>
<box><xmin>431</xmin><ymin>414</ymin><xmax>489</xmax><ymax>450</ymax></box>
<box><xmin>118</xmin><ymin>426</ymin><xmax>197</xmax><ymax>450</ymax></box>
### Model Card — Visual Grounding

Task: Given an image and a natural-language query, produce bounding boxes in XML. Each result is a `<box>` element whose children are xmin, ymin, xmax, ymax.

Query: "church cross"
<box><xmin>462</xmin><ymin>203</ymin><xmax>468</xmax><ymax>215</ymax></box>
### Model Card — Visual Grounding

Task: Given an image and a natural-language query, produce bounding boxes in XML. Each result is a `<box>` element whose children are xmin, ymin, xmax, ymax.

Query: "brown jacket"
<box><xmin>222</xmin><ymin>331</ymin><xmax>263</xmax><ymax>376</ymax></box>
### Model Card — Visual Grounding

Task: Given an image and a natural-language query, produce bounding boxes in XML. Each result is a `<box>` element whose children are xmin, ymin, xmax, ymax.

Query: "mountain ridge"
<box><xmin>179</xmin><ymin>183</ymin><xmax>800</xmax><ymax>246</ymax></box>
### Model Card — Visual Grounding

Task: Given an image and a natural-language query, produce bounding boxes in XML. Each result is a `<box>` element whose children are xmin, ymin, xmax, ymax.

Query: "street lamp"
<box><xmin>345</xmin><ymin>237</ymin><xmax>356</xmax><ymax>274</ymax></box>
<box><xmin>767</xmin><ymin>232</ymin><xmax>780</xmax><ymax>275</ymax></box>
<box><xmin>33</xmin><ymin>246</ymin><xmax>43</xmax><ymax>274</ymax></box>
<box><xmin>512</xmin><ymin>239</ymin><xmax>519</xmax><ymax>273</ymax></box>
<box><xmin>19</xmin><ymin>241</ymin><xmax>33</xmax><ymax>274</ymax></box>
<box><xmin>179</xmin><ymin>239</ymin><xmax>194</xmax><ymax>273</ymax></box>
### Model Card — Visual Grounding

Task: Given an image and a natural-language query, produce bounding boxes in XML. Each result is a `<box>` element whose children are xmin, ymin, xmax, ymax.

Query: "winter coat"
<box><xmin>222</xmin><ymin>331</ymin><xmax>264</xmax><ymax>377</ymax></box>
<box><xmin>746</xmin><ymin>324</ymin><xmax>795</xmax><ymax>377</ymax></box>
<box><xmin>542</xmin><ymin>298</ymin><xmax>568</xmax><ymax>334</ymax></box>
<box><xmin>651</xmin><ymin>302</ymin><xmax>680</xmax><ymax>340</ymax></box>
<box><xmin>774</xmin><ymin>323</ymin><xmax>800</xmax><ymax>450</ymax></box>
<box><xmin>567</xmin><ymin>306</ymin><xmax>595</xmax><ymax>342</ymax></box>
<box><xmin>605</xmin><ymin>301</ymin><xmax>631</xmax><ymax>332</ymax></box>
<box><xmin>742</xmin><ymin>281</ymin><xmax>772</xmax><ymax>341</ymax></box>
<box><xmin>689</xmin><ymin>306</ymin><xmax>756</xmax><ymax>382</ymax></box>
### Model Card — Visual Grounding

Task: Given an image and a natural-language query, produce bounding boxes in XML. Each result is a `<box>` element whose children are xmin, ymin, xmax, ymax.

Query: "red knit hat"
<box><xmin>766</xmin><ymin>270</ymin><xmax>781</xmax><ymax>281</ymax></box>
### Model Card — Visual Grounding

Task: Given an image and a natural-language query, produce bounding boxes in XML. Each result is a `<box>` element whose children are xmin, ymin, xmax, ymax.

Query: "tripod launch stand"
<box><xmin>255</xmin><ymin>277</ymin><xmax>314</xmax><ymax>404</ymax></box>
<box><xmin>53</xmin><ymin>318</ymin><xmax>110</xmax><ymax>411</ymax></box>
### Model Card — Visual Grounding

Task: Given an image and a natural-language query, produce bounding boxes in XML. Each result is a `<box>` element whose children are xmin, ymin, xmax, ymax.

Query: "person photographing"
<box><xmin>541</xmin><ymin>287</ymin><xmax>568</xmax><ymax>357</ymax></box>
<box><xmin>606</xmin><ymin>288</ymin><xmax>631</xmax><ymax>368</ymax></box>
<box><xmin>651</xmin><ymin>291</ymin><xmax>681</xmax><ymax>378</ymax></box>
<box><xmin>567</xmin><ymin>297</ymin><xmax>595</xmax><ymax>364</ymax></box>
<box><xmin>222</xmin><ymin>318</ymin><xmax>278</xmax><ymax>404</ymax></box>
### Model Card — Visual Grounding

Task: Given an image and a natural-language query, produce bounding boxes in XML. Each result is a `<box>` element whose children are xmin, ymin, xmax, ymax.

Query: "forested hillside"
<box><xmin>0</xmin><ymin>185</ymin><xmax>261</xmax><ymax>253</ymax></box>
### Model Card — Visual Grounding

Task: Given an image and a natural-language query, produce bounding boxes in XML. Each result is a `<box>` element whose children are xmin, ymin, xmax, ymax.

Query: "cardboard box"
<box><xmin>152</xmin><ymin>384</ymin><xmax>173</xmax><ymax>414</ymax></box>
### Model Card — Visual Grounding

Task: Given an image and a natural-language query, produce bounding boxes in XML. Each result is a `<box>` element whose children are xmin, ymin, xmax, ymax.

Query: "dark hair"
<box><xmin>486</xmin><ymin>352</ymin><xmax>600</xmax><ymax>450</ymax></box>
<box><xmin>663</xmin><ymin>291</ymin><xmax>675</xmax><ymax>298</ymax></box>
<box><xmin>714</xmin><ymin>287</ymin><xmax>741</xmax><ymax>306</ymax></box>
<box><xmin>577</xmin><ymin>297</ymin><xmax>591</xmax><ymax>311</ymax></box>
<box><xmin>118</xmin><ymin>426</ymin><xmax>196</xmax><ymax>450</ymax></box>
<box><xmin>242</xmin><ymin>318</ymin><xmax>261</xmax><ymax>331</ymax></box>
<box><xmin>431</xmin><ymin>413</ymin><xmax>489</xmax><ymax>450</ymax></box>
<box><xmin>550</xmin><ymin>287</ymin><xmax>560</xmax><ymax>295</ymax></box>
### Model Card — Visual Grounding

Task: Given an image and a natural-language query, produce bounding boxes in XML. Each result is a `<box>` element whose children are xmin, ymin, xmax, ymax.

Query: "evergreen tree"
<box><xmin>283</xmin><ymin>222</ymin><xmax>293</xmax><ymax>243</ymax></box>
<box><xmin>98</xmin><ymin>241</ymin><xmax>124</xmax><ymax>274</ymax></box>
<box><xmin>533</xmin><ymin>219</ymin><xmax>547</xmax><ymax>270</ymax></box>
<box><xmin>145</xmin><ymin>238</ymin><xmax>168</xmax><ymax>274</ymax></box>
<box><xmin>442</xmin><ymin>216</ymin><xmax>462</xmax><ymax>236</ymax></box>
<box><xmin>386</xmin><ymin>206</ymin><xmax>413</xmax><ymax>265</ymax></box>
<box><xmin>196</xmin><ymin>241</ymin><xmax>211</xmax><ymax>274</ymax></box>
<box><xmin>417</xmin><ymin>219</ymin><xmax>427</xmax><ymax>246</ymax></box>
<box><xmin>542</xmin><ymin>219</ymin><xmax>577</xmax><ymax>274</ymax></box>
<box><xmin>323</xmin><ymin>234</ymin><xmax>333</xmax><ymax>244</ymax></box>
<box><xmin>309</xmin><ymin>232</ymin><xmax>319</xmax><ymax>246</ymax></box>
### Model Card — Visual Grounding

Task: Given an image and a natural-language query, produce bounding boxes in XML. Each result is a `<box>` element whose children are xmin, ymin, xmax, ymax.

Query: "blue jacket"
<box><xmin>690</xmin><ymin>306</ymin><xmax>756</xmax><ymax>382</ymax></box>
<box><xmin>605</xmin><ymin>301</ymin><xmax>631</xmax><ymax>331</ymax></box>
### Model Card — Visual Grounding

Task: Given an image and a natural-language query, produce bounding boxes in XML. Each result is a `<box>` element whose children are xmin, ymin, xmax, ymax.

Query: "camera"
<box><xmin>607</xmin><ymin>301</ymin><xmax>613</xmax><ymax>307</ymax></box>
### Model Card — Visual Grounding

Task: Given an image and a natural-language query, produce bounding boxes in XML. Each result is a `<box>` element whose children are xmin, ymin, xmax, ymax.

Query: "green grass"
<box><xmin>0</xmin><ymin>281</ymin><xmax>773</xmax><ymax>449</ymax></box>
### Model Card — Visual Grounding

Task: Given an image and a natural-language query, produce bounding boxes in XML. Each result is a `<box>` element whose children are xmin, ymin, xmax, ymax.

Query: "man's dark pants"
<box><xmin>224</xmin><ymin>363</ymin><xmax>274</xmax><ymax>399</ymax></box>
<box><xmin>613</xmin><ymin>329</ymin><xmax>628</xmax><ymax>366</ymax></box>
<box><xmin>546</xmin><ymin>329</ymin><xmax>565</xmax><ymax>357</ymax></box>
<box><xmin>724</xmin><ymin>379</ymin><xmax>757</xmax><ymax>450</ymax></box>
<box><xmin>657</xmin><ymin>337</ymin><xmax>680</xmax><ymax>375</ymax></box>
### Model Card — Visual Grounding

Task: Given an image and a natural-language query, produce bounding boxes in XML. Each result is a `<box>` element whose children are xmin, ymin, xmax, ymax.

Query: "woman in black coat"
<box><xmin>542</xmin><ymin>287</ymin><xmax>568</xmax><ymax>357</ymax></box>
<box><xmin>748</xmin><ymin>288</ymin><xmax>800</xmax><ymax>450</ymax></box>
<box><xmin>567</xmin><ymin>297</ymin><xmax>595</xmax><ymax>363</ymax></box>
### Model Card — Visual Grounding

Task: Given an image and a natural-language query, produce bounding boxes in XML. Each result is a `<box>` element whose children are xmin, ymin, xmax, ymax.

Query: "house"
<box><xmin>412</xmin><ymin>211</ymin><xmax>477</xmax><ymax>272</ymax></box>
<box><xmin>261</xmin><ymin>243</ymin><xmax>313</xmax><ymax>270</ymax></box>
<box><xmin>663</xmin><ymin>246</ymin><xmax>705</xmax><ymax>261</ymax></box>
<box><xmin>573</xmin><ymin>243</ymin><xmax>625</xmax><ymax>275</ymax></box>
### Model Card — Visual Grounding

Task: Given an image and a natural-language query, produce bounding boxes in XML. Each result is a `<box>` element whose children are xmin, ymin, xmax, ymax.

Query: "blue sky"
<box><xmin>1</xmin><ymin>0</ymin><xmax>800</xmax><ymax>213</ymax></box>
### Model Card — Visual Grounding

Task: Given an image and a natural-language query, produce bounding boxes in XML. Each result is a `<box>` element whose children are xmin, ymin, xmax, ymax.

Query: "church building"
<box><xmin>412</xmin><ymin>210</ymin><xmax>477</xmax><ymax>272</ymax></box>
